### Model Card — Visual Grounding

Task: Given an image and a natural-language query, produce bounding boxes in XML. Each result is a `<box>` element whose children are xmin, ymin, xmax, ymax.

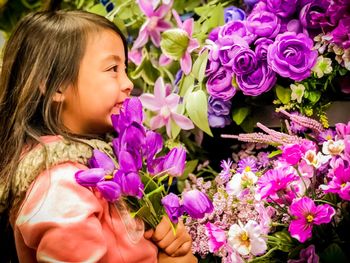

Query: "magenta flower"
<box><xmin>205</xmin><ymin>223</ymin><xmax>227</xmax><ymax>253</ymax></box>
<box><xmin>321</xmin><ymin>163</ymin><xmax>350</xmax><ymax>201</ymax></box>
<box><xmin>183</xmin><ymin>189</ymin><xmax>214</xmax><ymax>219</ymax></box>
<box><xmin>287</xmin><ymin>245</ymin><xmax>319</xmax><ymax>263</ymax></box>
<box><xmin>161</xmin><ymin>193</ymin><xmax>184</xmax><ymax>223</ymax></box>
<box><xmin>162</xmin><ymin>146</ymin><xmax>186</xmax><ymax>177</ymax></box>
<box><xmin>132</xmin><ymin>0</ymin><xmax>172</xmax><ymax>49</ymax></box>
<box><xmin>139</xmin><ymin>77</ymin><xmax>194</xmax><ymax>137</ymax></box>
<box><xmin>288</xmin><ymin>197</ymin><xmax>335</xmax><ymax>243</ymax></box>
<box><xmin>281</xmin><ymin>144</ymin><xmax>303</xmax><ymax>165</ymax></box>
<box><xmin>256</xmin><ymin>168</ymin><xmax>299</xmax><ymax>203</ymax></box>
<box><xmin>159</xmin><ymin>10</ymin><xmax>200</xmax><ymax>74</ymax></box>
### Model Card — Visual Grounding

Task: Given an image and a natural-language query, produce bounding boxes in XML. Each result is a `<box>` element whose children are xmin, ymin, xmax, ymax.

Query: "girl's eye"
<box><xmin>108</xmin><ymin>65</ymin><xmax>118</xmax><ymax>72</ymax></box>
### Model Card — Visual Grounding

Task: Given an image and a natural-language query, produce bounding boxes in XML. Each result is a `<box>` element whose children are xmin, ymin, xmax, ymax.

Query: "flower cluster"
<box><xmin>185</xmin><ymin>114</ymin><xmax>350</xmax><ymax>262</ymax></box>
<box><xmin>75</xmin><ymin>97</ymin><xmax>213</xmax><ymax>228</ymax></box>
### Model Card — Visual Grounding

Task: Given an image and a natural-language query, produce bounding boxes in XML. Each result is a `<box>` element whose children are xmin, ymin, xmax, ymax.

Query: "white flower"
<box><xmin>312</xmin><ymin>56</ymin><xmax>333</xmax><ymax>78</ymax></box>
<box><xmin>226</xmin><ymin>171</ymin><xmax>257</xmax><ymax>196</ymax></box>
<box><xmin>303</xmin><ymin>150</ymin><xmax>332</xmax><ymax>168</ymax></box>
<box><xmin>290</xmin><ymin>83</ymin><xmax>305</xmax><ymax>103</ymax></box>
<box><xmin>322</xmin><ymin>139</ymin><xmax>345</xmax><ymax>156</ymax></box>
<box><xmin>228</xmin><ymin>220</ymin><xmax>267</xmax><ymax>256</ymax></box>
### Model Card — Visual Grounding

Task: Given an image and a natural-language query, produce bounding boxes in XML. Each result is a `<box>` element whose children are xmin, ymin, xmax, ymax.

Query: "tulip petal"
<box><xmin>89</xmin><ymin>149</ymin><xmax>115</xmax><ymax>174</ymax></box>
<box><xmin>75</xmin><ymin>168</ymin><xmax>106</xmax><ymax>187</ymax></box>
<box><xmin>96</xmin><ymin>180</ymin><xmax>121</xmax><ymax>202</ymax></box>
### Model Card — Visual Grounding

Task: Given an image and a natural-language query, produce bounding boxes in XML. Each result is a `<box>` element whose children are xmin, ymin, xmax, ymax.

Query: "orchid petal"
<box><xmin>171</xmin><ymin>9</ymin><xmax>183</xmax><ymax>27</ymax></box>
<box><xmin>188</xmin><ymin>38</ymin><xmax>200</xmax><ymax>53</ymax></box>
<box><xmin>129</xmin><ymin>49</ymin><xmax>143</xmax><ymax>66</ymax></box>
<box><xmin>159</xmin><ymin>54</ymin><xmax>173</xmax><ymax>66</ymax></box>
<box><xmin>154</xmin><ymin>77</ymin><xmax>167</xmax><ymax>101</ymax></box>
<box><xmin>149</xmin><ymin>30</ymin><xmax>161</xmax><ymax>47</ymax></box>
<box><xmin>180</xmin><ymin>52</ymin><xmax>192</xmax><ymax>75</ymax></box>
<box><xmin>155</xmin><ymin>2</ymin><xmax>172</xmax><ymax>18</ymax></box>
<box><xmin>139</xmin><ymin>94</ymin><xmax>161</xmax><ymax>111</ymax></box>
<box><xmin>165</xmin><ymin>93</ymin><xmax>180</xmax><ymax>110</ymax></box>
<box><xmin>182</xmin><ymin>18</ymin><xmax>194</xmax><ymax>36</ymax></box>
<box><xmin>150</xmin><ymin>115</ymin><xmax>167</xmax><ymax>130</ymax></box>
<box><xmin>137</xmin><ymin>0</ymin><xmax>155</xmax><ymax>17</ymax></box>
<box><xmin>133</xmin><ymin>28</ymin><xmax>149</xmax><ymax>49</ymax></box>
<box><xmin>171</xmin><ymin>112</ymin><xmax>194</xmax><ymax>130</ymax></box>
<box><xmin>156</xmin><ymin>20</ymin><xmax>172</xmax><ymax>31</ymax></box>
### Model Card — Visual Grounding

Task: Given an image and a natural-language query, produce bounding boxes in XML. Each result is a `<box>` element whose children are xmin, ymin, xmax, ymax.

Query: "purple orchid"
<box><xmin>161</xmin><ymin>193</ymin><xmax>184</xmax><ymax>223</ymax></box>
<box><xmin>132</xmin><ymin>0</ymin><xmax>172</xmax><ymax>49</ymax></box>
<box><xmin>288</xmin><ymin>197</ymin><xmax>335</xmax><ymax>243</ymax></box>
<box><xmin>139</xmin><ymin>77</ymin><xmax>194</xmax><ymax>138</ymax></box>
<box><xmin>183</xmin><ymin>189</ymin><xmax>214</xmax><ymax>219</ymax></box>
<box><xmin>159</xmin><ymin>10</ymin><xmax>200</xmax><ymax>75</ymax></box>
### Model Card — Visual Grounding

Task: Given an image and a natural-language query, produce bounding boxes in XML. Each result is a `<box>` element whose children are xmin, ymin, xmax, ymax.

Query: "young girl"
<box><xmin>0</xmin><ymin>10</ymin><xmax>196</xmax><ymax>263</ymax></box>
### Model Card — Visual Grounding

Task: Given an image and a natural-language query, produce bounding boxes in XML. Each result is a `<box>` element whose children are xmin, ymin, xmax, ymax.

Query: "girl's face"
<box><xmin>59</xmin><ymin>29</ymin><xmax>133</xmax><ymax>135</ymax></box>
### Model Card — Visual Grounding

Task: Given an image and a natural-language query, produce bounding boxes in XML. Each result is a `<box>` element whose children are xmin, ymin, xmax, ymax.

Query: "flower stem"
<box><xmin>249</xmin><ymin>247</ymin><xmax>278</xmax><ymax>263</ymax></box>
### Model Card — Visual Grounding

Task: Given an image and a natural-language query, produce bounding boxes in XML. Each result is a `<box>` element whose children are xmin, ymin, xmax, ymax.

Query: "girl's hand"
<box><xmin>158</xmin><ymin>251</ymin><xmax>198</xmax><ymax>263</ymax></box>
<box><xmin>144</xmin><ymin>216</ymin><xmax>192</xmax><ymax>257</ymax></box>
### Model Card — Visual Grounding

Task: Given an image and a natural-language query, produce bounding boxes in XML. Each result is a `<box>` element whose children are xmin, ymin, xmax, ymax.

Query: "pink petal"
<box><xmin>171</xmin><ymin>112</ymin><xmax>194</xmax><ymax>130</ymax></box>
<box><xmin>171</xmin><ymin>9</ymin><xmax>183</xmax><ymax>27</ymax></box>
<box><xmin>154</xmin><ymin>77</ymin><xmax>167</xmax><ymax>102</ymax></box>
<box><xmin>139</xmin><ymin>94</ymin><xmax>161</xmax><ymax>111</ymax></box>
<box><xmin>290</xmin><ymin>197</ymin><xmax>315</xmax><ymax>218</ymax></box>
<box><xmin>165</xmin><ymin>93</ymin><xmax>180</xmax><ymax>111</ymax></box>
<box><xmin>137</xmin><ymin>0</ymin><xmax>155</xmax><ymax>17</ymax></box>
<box><xmin>155</xmin><ymin>2</ymin><xmax>173</xmax><ymax>18</ymax></box>
<box><xmin>133</xmin><ymin>28</ymin><xmax>149</xmax><ymax>49</ymax></box>
<box><xmin>150</xmin><ymin>115</ymin><xmax>167</xmax><ymax>130</ymax></box>
<box><xmin>180</xmin><ymin>52</ymin><xmax>192</xmax><ymax>75</ymax></box>
<box><xmin>129</xmin><ymin>49</ymin><xmax>143</xmax><ymax>65</ymax></box>
<box><xmin>165</xmin><ymin>119</ymin><xmax>172</xmax><ymax>137</ymax></box>
<box><xmin>188</xmin><ymin>38</ymin><xmax>200</xmax><ymax>53</ymax></box>
<box><xmin>288</xmin><ymin>218</ymin><xmax>312</xmax><ymax>243</ymax></box>
<box><xmin>157</xmin><ymin>20</ymin><xmax>172</xmax><ymax>31</ymax></box>
<box><xmin>182</xmin><ymin>18</ymin><xmax>194</xmax><ymax>36</ymax></box>
<box><xmin>149</xmin><ymin>30</ymin><xmax>161</xmax><ymax>47</ymax></box>
<box><xmin>159</xmin><ymin>54</ymin><xmax>172</xmax><ymax>66</ymax></box>
<box><xmin>313</xmin><ymin>204</ymin><xmax>335</xmax><ymax>225</ymax></box>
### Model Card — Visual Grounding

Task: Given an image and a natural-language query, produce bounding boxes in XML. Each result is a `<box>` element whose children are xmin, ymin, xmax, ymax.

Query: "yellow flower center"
<box><xmin>341</xmin><ymin>183</ymin><xmax>346</xmax><ymax>188</ymax></box>
<box><xmin>241</xmin><ymin>232</ymin><xmax>249</xmax><ymax>241</ymax></box>
<box><xmin>104</xmin><ymin>174</ymin><xmax>113</xmax><ymax>180</ymax></box>
<box><xmin>244</xmin><ymin>166</ymin><xmax>251</xmax><ymax>172</ymax></box>
<box><xmin>326</xmin><ymin>135</ymin><xmax>332</xmax><ymax>140</ymax></box>
<box><xmin>306</xmin><ymin>214</ymin><xmax>314</xmax><ymax>223</ymax></box>
<box><xmin>239</xmin><ymin>231</ymin><xmax>250</xmax><ymax>247</ymax></box>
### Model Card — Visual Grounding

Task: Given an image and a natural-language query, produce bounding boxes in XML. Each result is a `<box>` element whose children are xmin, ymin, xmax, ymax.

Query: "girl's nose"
<box><xmin>121</xmin><ymin>73</ymin><xmax>134</xmax><ymax>96</ymax></box>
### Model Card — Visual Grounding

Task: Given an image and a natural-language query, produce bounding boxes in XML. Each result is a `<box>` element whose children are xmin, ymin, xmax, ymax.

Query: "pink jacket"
<box><xmin>11</xmin><ymin>138</ymin><xmax>158</xmax><ymax>262</ymax></box>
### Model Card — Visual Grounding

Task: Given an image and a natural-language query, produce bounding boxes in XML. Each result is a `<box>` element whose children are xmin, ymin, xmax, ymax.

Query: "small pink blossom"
<box><xmin>205</xmin><ymin>223</ymin><xmax>227</xmax><ymax>253</ymax></box>
<box><xmin>321</xmin><ymin>163</ymin><xmax>350</xmax><ymax>201</ymax></box>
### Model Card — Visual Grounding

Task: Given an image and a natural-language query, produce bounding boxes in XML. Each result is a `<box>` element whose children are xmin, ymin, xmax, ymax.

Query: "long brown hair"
<box><xmin>0</xmin><ymin>9</ymin><xmax>127</xmax><ymax>261</ymax></box>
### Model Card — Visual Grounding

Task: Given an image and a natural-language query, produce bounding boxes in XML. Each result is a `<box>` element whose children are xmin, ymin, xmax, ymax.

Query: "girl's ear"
<box><xmin>52</xmin><ymin>90</ymin><xmax>65</xmax><ymax>102</ymax></box>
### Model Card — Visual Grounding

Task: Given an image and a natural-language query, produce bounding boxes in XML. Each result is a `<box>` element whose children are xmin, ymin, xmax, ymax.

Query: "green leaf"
<box><xmin>207</xmin><ymin>5</ymin><xmax>224</xmax><ymax>30</ymax></box>
<box><xmin>88</xmin><ymin>4</ymin><xmax>107</xmax><ymax>16</ymax></box>
<box><xmin>179</xmin><ymin>159</ymin><xmax>198</xmax><ymax>180</ymax></box>
<box><xmin>192</xmin><ymin>50</ymin><xmax>208</xmax><ymax>82</ymax></box>
<box><xmin>268</xmin><ymin>150</ymin><xmax>282</xmax><ymax>158</ymax></box>
<box><xmin>179</xmin><ymin>74</ymin><xmax>195</xmax><ymax>97</ymax></box>
<box><xmin>129</xmin><ymin>57</ymin><xmax>159</xmax><ymax>85</ymax></box>
<box><xmin>185</xmin><ymin>90</ymin><xmax>213</xmax><ymax>136</ymax></box>
<box><xmin>232</xmin><ymin>107</ymin><xmax>251</xmax><ymax>125</ymax></box>
<box><xmin>170</xmin><ymin>119</ymin><xmax>181</xmax><ymax>139</ymax></box>
<box><xmin>306</xmin><ymin>91</ymin><xmax>321</xmax><ymax>103</ymax></box>
<box><xmin>275</xmin><ymin>85</ymin><xmax>291</xmax><ymax>104</ymax></box>
<box><xmin>320</xmin><ymin>243</ymin><xmax>348</xmax><ymax>263</ymax></box>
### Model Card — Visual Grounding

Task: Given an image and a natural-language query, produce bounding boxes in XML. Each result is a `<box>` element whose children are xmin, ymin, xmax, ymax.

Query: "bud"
<box><xmin>160</xmin><ymin>28</ymin><xmax>189</xmax><ymax>60</ymax></box>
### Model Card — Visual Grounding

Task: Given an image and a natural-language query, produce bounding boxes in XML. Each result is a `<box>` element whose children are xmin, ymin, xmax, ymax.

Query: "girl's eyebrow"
<box><xmin>101</xmin><ymin>54</ymin><xmax>124</xmax><ymax>64</ymax></box>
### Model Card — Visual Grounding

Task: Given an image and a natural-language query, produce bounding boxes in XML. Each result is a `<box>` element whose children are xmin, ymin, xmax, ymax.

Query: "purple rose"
<box><xmin>244</xmin><ymin>0</ymin><xmax>259</xmax><ymax>7</ymax></box>
<box><xmin>218</xmin><ymin>20</ymin><xmax>256</xmax><ymax>45</ymax></box>
<box><xmin>205</xmin><ymin>60</ymin><xmax>220</xmax><ymax>76</ymax></box>
<box><xmin>236</xmin><ymin>62</ymin><xmax>276</xmax><ymax>96</ymax></box>
<box><xmin>206</xmin><ymin>67</ymin><xmax>236</xmax><ymax>101</ymax></box>
<box><xmin>208</xmin><ymin>96</ymin><xmax>232</xmax><ymax>128</ymax></box>
<box><xmin>331</xmin><ymin>18</ymin><xmax>350</xmax><ymax>49</ymax></box>
<box><xmin>231</xmin><ymin>48</ymin><xmax>257</xmax><ymax>75</ymax></box>
<box><xmin>247</xmin><ymin>11</ymin><xmax>281</xmax><ymax>38</ymax></box>
<box><xmin>263</xmin><ymin>0</ymin><xmax>298</xmax><ymax>18</ymax></box>
<box><xmin>161</xmin><ymin>193</ymin><xmax>184</xmax><ymax>223</ymax></box>
<box><xmin>208</xmin><ymin>27</ymin><xmax>220</xmax><ymax>42</ymax></box>
<box><xmin>267</xmin><ymin>32</ymin><xmax>317</xmax><ymax>81</ymax></box>
<box><xmin>224</xmin><ymin>6</ymin><xmax>246</xmax><ymax>23</ymax></box>
<box><xmin>183</xmin><ymin>189</ymin><xmax>214</xmax><ymax>219</ymax></box>
<box><xmin>299</xmin><ymin>1</ymin><xmax>329</xmax><ymax>30</ymax></box>
<box><xmin>255</xmin><ymin>37</ymin><xmax>274</xmax><ymax>60</ymax></box>
<box><xmin>218</xmin><ymin>35</ymin><xmax>249</xmax><ymax>68</ymax></box>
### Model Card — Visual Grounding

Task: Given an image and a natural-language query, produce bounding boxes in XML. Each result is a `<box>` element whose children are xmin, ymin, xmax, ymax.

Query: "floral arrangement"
<box><xmin>74</xmin><ymin>97</ymin><xmax>214</xmax><ymax>228</ymax></box>
<box><xmin>184</xmin><ymin>112</ymin><xmax>350</xmax><ymax>262</ymax></box>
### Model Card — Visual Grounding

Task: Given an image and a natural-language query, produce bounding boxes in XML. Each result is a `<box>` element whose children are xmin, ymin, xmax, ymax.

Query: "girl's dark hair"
<box><xmin>0</xmin><ymin>10</ymin><xmax>127</xmax><ymax>262</ymax></box>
